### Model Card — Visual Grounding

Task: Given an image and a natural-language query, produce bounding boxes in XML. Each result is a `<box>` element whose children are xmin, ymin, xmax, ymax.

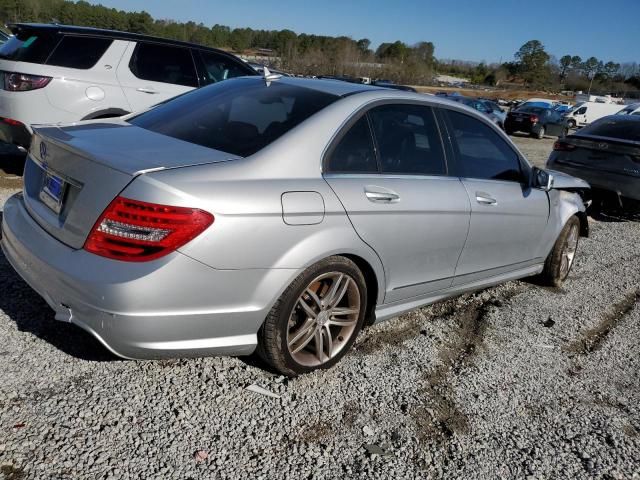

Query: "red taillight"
<box><xmin>2</xmin><ymin>117</ymin><xmax>25</xmax><ymax>127</ymax></box>
<box><xmin>530</xmin><ymin>115</ymin><xmax>539</xmax><ymax>123</ymax></box>
<box><xmin>84</xmin><ymin>197</ymin><xmax>214</xmax><ymax>262</ymax></box>
<box><xmin>553</xmin><ymin>140</ymin><xmax>577</xmax><ymax>152</ymax></box>
<box><xmin>2</xmin><ymin>72</ymin><xmax>52</xmax><ymax>91</ymax></box>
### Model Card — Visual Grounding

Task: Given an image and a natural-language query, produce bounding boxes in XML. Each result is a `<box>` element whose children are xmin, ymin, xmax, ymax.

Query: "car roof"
<box><xmin>9</xmin><ymin>23</ymin><xmax>238</xmax><ymax>56</ymax></box>
<box><xmin>260</xmin><ymin>77</ymin><xmax>494</xmax><ymax>115</ymax></box>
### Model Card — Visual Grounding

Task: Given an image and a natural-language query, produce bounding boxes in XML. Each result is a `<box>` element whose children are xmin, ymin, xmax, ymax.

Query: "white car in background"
<box><xmin>0</xmin><ymin>23</ymin><xmax>256</xmax><ymax>150</ymax></box>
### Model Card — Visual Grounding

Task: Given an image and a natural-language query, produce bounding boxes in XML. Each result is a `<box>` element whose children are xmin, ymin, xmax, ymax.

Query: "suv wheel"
<box><xmin>540</xmin><ymin>216</ymin><xmax>580</xmax><ymax>287</ymax></box>
<box><xmin>258</xmin><ymin>256</ymin><xmax>367</xmax><ymax>376</ymax></box>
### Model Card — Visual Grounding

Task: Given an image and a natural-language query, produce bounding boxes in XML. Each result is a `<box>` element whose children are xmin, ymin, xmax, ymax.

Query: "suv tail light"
<box><xmin>553</xmin><ymin>140</ymin><xmax>577</xmax><ymax>152</ymax></box>
<box><xmin>2</xmin><ymin>72</ymin><xmax>52</xmax><ymax>91</ymax></box>
<box><xmin>530</xmin><ymin>115</ymin><xmax>539</xmax><ymax>123</ymax></box>
<box><xmin>84</xmin><ymin>197</ymin><xmax>214</xmax><ymax>262</ymax></box>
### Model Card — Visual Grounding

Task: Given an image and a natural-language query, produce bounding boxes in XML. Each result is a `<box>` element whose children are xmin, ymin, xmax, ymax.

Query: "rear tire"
<box><xmin>533</xmin><ymin>126</ymin><xmax>545</xmax><ymax>139</ymax></box>
<box><xmin>539</xmin><ymin>216</ymin><xmax>580</xmax><ymax>287</ymax></box>
<box><xmin>258</xmin><ymin>256</ymin><xmax>367</xmax><ymax>376</ymax></box>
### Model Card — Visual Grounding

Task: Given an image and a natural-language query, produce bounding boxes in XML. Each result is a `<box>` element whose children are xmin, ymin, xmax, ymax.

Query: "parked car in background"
<box><xmin>548</xmin><ymin>115</ymin><xmax>640</xmax><ymax>210</ymax></box>
<box><xmin>444</xmin><ymin>95</ymin><xmax>504</xmax><ymax>128</ymax></box>
<box><xmin>371</xmin><ymin>81</ymin><xmax>417</xmax><ymax>92</ymax></box>
<box><xmin>2</xmin><ymin>76</ymin><xmax>590</xmax><ymax>376</ymax></box>
<box><xmin>563</xmin><ymin>101</ymin><xmax>623</xmax><ymax>129</ymax></box>
<box><xmin>505</xmin><ymin>105</ymin><xmax>568</xmax><ymax>139</ymax></box>
<box><xmin>0</xmin><ymin>23</ymin><xmax>257</xmax><ymax>150</ymax></box>
<box><xmin>616</xmin><ymin>102</ymin><xmax>640</xmax><ymax>116</ymax></box>
<box><xmin>479</xmin><ymin>99</ymin><xmax>506</xmax><ymax>127</ymax></box>
<box><xmin>519</xmin><ymin>98</ymin><xmax>556</xmax><ymax>109</ymax></box>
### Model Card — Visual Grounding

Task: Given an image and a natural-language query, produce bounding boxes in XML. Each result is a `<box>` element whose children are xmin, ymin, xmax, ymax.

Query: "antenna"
<box><xmin>263</xmin><ymin>66</ymin><xmax>282</xmax><ymax>86</ymax></box>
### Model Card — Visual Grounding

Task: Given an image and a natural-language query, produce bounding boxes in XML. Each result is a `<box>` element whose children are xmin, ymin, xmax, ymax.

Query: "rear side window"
<box><xmin>326</xmin><ymin>116</ymin><xmax>377</xmax><ymax>173</ymax></box>
<box><xmin>129</xmin><ymin>43</ymin><xmax>198</xmax><ymax>87</ymax></box>
<box><xmin>198</xmin><ymin>50</ymin><xmax>253</xmax><ymax>85</ymax></box>
<box><xmin>0</xmin><ymin>30</ymin><xmax>60</xmax><ymax>63</ymax></box>
<box><xmin>579</xmin><ymin>118</ymin><xmax>640</xmax><ymax>141</ymax></box>
<box><xmin>129</xmin><ymin>79</ymin><xmax>338</xmax><ymax>157</ymax></box>
<box><xmin>447</xmin><ymin>110</ymin><xmax>523</xmax><ymax>182</ymax></box>
<box><xmin>46</xmin><ymin>36</ymin><xmax>112</xmax><ymax>69</ymax></box>
<box><xmin>369</xmin><ymin>104</ymin><xmax>446</xmax><ymax>175</ymax></box>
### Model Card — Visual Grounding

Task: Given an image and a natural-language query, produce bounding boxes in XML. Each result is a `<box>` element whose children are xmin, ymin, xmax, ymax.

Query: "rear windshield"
<box><xmin>129</xmin><ymin>79</ymin><xmax>339</xmax><ymax>157</ymax></box>
<box><xmin>578</xmin><ymin>117</ymin><xmax>640</xmax><ymax>142</ymax></box>
<box><xmin>0</xmin><ymin>29</ymin><xmax>60</xmax><ymax>63</ymax></box>
<box><xmin>517</xmin><ymin>106</ymin><xmax>546</xmax><ymax>114</ymax></box>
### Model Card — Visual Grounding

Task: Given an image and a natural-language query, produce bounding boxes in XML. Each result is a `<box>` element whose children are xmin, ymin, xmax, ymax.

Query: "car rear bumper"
<box><xmin>548</xmin><ymin>161</ymin><xmax>640</xmax><ymax>201</ymax></box>
<box><xmin>1</xmin><ymin>193</ymin><xmax>296</xmax><ymax>359</ymax></box>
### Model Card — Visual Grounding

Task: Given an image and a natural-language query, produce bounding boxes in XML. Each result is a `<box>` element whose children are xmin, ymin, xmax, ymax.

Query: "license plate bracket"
<box><xmin>39</xmin><ymin>172</ymin><xmax>67</xmax><ymax>214</ymax></box>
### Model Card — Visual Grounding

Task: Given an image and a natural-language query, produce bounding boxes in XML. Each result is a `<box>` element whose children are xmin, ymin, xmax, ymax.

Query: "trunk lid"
<box><xmin>555</xmin><ymin>135</ymin><xmax>640</xmax><ymax>178</ymax></box>
<box><xmin>24</xmin><ymin>122</ymin><xmax>237</xmax><ymax>249</ymax></box>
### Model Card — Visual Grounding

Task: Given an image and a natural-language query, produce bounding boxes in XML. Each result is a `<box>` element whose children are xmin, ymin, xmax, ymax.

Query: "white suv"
<box><xmin>0</xmin><ymin>23</ymin><xmax>257</xmax><ymax>150</ymax></box>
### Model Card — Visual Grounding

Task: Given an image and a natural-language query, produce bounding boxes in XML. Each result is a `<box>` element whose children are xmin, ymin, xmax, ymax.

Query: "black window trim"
<box><xmin>439</xmin><ymin>106</ymin><xmax>533</xmax><ymax>186</ymax></box>
<box><xmin>128</xmin><ymin>41</ymin><xmax>200</xmax><ymax>87</ymax></box>
<box><xmin>322</xmin><ymin>99</ymin><xmax>451</xmax><ymax>177</ymax></box>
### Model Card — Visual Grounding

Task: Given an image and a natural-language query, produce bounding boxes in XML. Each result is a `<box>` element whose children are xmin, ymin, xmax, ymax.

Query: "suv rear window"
<box><xmin>129</xmin><ymin>42</ymin><xmax>198</xmax><ymax>87</ymax></box>
<box><xmin>0</xmin><ymin>29</ymin><xmax>60</xmax><ymax>63</ymax></box>
<box><xmin>46</xmin><ymin>35</ymin><xmax>112</xmax><ymax>69</ymax></box>
<box><xmin>129</xmin><ymin>79</ymin><xmax>339</xmax><ymax>157</ymax></box>
<box><xmin>579</xmin><ymin>118</ymin><xmax>640</xmax><ymax>142</ymax></box>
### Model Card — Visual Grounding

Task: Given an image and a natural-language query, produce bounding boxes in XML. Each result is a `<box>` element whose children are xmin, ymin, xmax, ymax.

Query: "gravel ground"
<box><xmin>1</xmin><ymin>138</ymin><xmax>639</xmax><ymax>479</ymax></box>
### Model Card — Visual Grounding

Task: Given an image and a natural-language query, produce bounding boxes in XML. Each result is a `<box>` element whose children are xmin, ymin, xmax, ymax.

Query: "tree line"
<box><xmin>2</xmin><ymin>1</ymin><xmax>637</xmax><ymax>94</ymax></box>
<box><xmin>0</xmin><ymin>0</ymin><xmax>435</xmax><ymax>84</ymax></box>
<box><xmin>439</xmin><ymin>40</ymin><xmax>639</xmax><ymax>96</ymax></box>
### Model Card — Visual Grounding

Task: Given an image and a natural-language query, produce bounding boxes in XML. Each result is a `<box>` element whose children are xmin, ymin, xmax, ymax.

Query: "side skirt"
<box><xmin>373</xmin><ymin>263</ymin><xmax>543</xmax><ymax>324</ymax></box>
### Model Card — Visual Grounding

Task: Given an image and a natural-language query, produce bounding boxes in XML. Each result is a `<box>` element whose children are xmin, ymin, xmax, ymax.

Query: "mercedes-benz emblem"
<box><xmin>598</xmin><ymin>142</ymin><xmax>608</xmax><ymax>150</ymax></box>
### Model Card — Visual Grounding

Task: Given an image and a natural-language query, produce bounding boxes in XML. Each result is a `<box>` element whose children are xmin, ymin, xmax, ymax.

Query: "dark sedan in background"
<box><xmin>506</xmin><ymin>106</ymin><xmax>568</xmax><ymax>139</ymax></box>
<box><xmin>547</xmin><ymin>115</ymin><xmax>640</xmax><ymax>210</ymax></box>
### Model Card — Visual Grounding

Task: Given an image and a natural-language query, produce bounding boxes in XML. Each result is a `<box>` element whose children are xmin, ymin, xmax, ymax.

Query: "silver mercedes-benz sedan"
<box><xmin>2</xmin><ymin>76</ymin><xmax>590</xmax><ymax>376</ymax></box>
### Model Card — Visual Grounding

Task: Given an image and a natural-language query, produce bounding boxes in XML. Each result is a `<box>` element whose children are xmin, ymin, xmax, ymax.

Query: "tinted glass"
<box><xmin>578</xmin><ymin>118</ymin><xmax>640</xmax><ymax>141</ymax></box>
<box><xmin>46</xmin><ymin>36</ymin><xmax>112</xmax><ymax>69</ymax></box>
<box><xmin>327</xmin><ymin>116</ymin><xmax>377</xmax><ymax>173</ymax></box>
<box><xmin>130</xmin><ymin>43</ymin><xmax>197</xmax><ymax>87</ymax></box>
<box><xmin>130</xmin><ymin>79</ymin><xmax>338</xmax><ymax>157</ymax></box>
<box><xmin>198</xmin><ymin>50</ymin><xmax>253</xmax><ymax>84</ymax></box>
<box><xmin>448</xmin><ymin>110</ymin><xmax>522</xmax><ymax>182</ymax></box>
<box><xmin>0</xmin><ymin>30</ymin><xmax>60</xmax><ymax>63</ymax></box>
<box><xmin>369</xmin><ymin>104</ymin><xmax>446</xmax><ymax>175</ymax></box>
<box><xmin>575</xmin><ymin>106</ymin><xmax>587</xmax><ymax>115</ymax></box>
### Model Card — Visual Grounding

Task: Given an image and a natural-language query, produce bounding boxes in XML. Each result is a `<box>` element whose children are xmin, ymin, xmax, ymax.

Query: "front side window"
<box><xmin>447</xmin><ymin>110</ymin><xmax>523</xmax><ymax>182</ymax></box>
<box><xmin>130</xmin><ymin>78</ymin><xmax>338</xmax><ymax>157</ymax></box>
<box><xmin>130</xmin><ymin>43</ymin><xmax>198</xmax><ymax>87</ymax></box>
<box><xmin>198</xmin><ymin>50</ymin><xmax>253</xmax><ymax>85</ymax></box>
<box><xmin>575</xmin><ymin>106</ymin><xmax>587</xmax><ymax>115</ymax></box>
<box><xmin>46</xmin><ymin>36</ymin><xmax>112</xmax><ymax>69</ymax></box>
<box><xmin>326</xmin><ymin>116</ymin><xmax>377</xmax><ymax>173</ymax></box>
<box><xmin>369</xmin><ymin>104</ymin><xmax>446</xmax><ymax>175</ymax></box>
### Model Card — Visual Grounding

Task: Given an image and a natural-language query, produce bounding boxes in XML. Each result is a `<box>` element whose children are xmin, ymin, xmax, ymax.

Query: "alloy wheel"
<box><xmin>560</xmin><ymin>224</ymin><xmax>579</xmax><ymax>279</ymax></box>
<box><xmin>286</xmin><ymin>272</ymin><xmax>361</xmax><ymax>367</ymax></box>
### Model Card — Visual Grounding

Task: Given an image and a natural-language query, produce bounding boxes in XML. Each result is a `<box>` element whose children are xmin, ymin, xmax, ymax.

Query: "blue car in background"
<box><xmin>444</xmin><ymin>95</ymin><xmax>505</xmax><ymax>129</ymax></box>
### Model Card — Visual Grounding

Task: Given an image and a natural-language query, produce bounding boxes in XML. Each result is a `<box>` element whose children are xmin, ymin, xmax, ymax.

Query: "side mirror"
<box><xmin>533</xmin><ymin>167</ymin><xmax>554</xmax><ymax>191</ymax></box>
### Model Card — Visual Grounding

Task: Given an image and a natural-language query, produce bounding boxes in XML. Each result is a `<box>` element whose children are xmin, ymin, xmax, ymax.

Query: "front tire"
<box><xmin>540</xmin><ymin>216</ymin><xmax>580</xmax><ymax>287</ymax></box>
<box><xmin>258</xmin><ymin>256</ymin><xmax>367</xmax><ymax>376</ymax></box>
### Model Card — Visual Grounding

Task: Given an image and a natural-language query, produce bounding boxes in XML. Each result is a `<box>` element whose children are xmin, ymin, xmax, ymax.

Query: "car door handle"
<box><xmin>364</xmin><ymin>187</ymin><xmax>400</xmax><ymax>203</ymax></box>
<box><xmin>136</xmin><ymin>87</ymin><xmax>158</xmax><ymax>94</ymax></box>
<box><xmin>476</xmin><ymin>192</ymin><xmax>497</xmax><ymax>205</ymax></box>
